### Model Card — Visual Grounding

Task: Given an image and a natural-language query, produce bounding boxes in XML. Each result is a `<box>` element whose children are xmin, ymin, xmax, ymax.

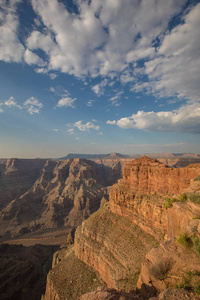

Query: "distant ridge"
<box><xmin>59</xmin><ymin>152</ymin><xmax>200</xmax><ymax>160</ymax></box>
<box><xmin>59</xmin><ymin>152</ymin><xmax>128</xmax><ymax>160</ymax></box>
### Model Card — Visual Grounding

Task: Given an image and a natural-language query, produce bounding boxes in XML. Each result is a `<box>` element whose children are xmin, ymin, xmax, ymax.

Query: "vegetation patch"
<box><xmin>194</xmin><ymin>175</ymin><xmax>200</xmax><ymax>181</ymax></box>
<box><xmin>164</xmin><ymin>197</ymin><xmax>178</xmax><ymax>209</ymax></box>
<box><xmin>177</xmin><ymin>234</ymin><xmax>200</xmax><ymax>256</ymax></box>
<box><xmin>149</xmin><ymin>258</ymin><xmax>173</xmax><ymax>280</ymax></box>
<box><xmin>175</xmin><ymin>271</ymin><xmax>200</xmax><ymax>295</ymax></box>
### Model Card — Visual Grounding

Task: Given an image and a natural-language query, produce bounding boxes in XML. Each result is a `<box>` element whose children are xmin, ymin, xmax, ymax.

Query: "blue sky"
<box><xmin>0</xmin><ymin>0</ymin><xmax>200</xmax><ymax>158</ymax></box>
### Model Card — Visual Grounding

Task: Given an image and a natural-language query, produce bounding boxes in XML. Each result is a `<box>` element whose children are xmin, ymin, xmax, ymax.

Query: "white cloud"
<box><xmin>24</xmin><ymin>97</ymin><xmax>43</xmax><ymax>114</ymax></box>
<box><xmin>57</xmin><ymin>97</ymin><xmax>76</xmax><ymax>108</ymax></box>
<box><xmin>0</xmin><ymin>108</ymin><xmax>3</xmax><ymax>113</ymax></box>
<box><xmin>1</xmin><ymin>0</ymin><xmax>199</xmax><ymax>107</ymax></box>
<box><xmin>107</xmin><ymin>101</ymin><xmax>200</xmax><ymax>134</ymax></box>
<box><xmin>67</xmin><ymin>128</ymin><xmax>74</xmax><ymax>134</ymax></box>
<box><xmin>0</xmin><ymin>0</ymin><xmax>24</xmax><ymax>62</ymax></box>
<box><xmin>24</xmin><ymin>49</ymin><xmax>44</xmax><ymax>65</ymax></box>
<box><xmin>74</xmin><ymin>121</ymin><xmax>100</xmax><ymax>131</ymax></box>
<box><xmin>4</xmin><ymin>97</ymin><xmax>22</xmax><ymax>109</ymax></box>
<box><xmin>140</xmin><ymin>3</ymin><xmax>200</xmax><ymax>102</ymax></box>
<box><xmin>106</xmin><ymin>120</ymin><xmax>116</xmax><ymax>125</ymax></box>
<box><xmin>109</xmin><ymin>91</ymin><xmax>123</xmax><ymax>106</ymax></box>
<box><xmin>92</xmin><ymin>79</ymin><xmax>108</xmax><ymax>96</ymax></box>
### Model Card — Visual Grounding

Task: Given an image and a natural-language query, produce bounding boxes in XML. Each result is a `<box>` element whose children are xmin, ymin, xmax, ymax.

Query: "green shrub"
<box><xmin>192</xmin><ymin>237</ymin><xmax>200</xmax><ymax>256</ymax></box>
<box><xmin>164</xmin><ymin>197</ymin><xmax>177</xmax><ymax>209</ymax></box>
<box><xmin>194</xmin><ymin>283</ymin><xmax>200</xmax><ymax>295</ymax></box>
<box><xmin>178</xmin><ymin>193</ymin><xmax>187</xmax><ymax>202</ymax></box>
<box><xmin>177</xmin><ymin>234</ymin><xmax>193</xmax><ymax>248</ymax></box>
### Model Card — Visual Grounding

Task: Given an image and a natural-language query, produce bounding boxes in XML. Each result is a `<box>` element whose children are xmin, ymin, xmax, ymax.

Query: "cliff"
<box><xmin>109</xmin><ymin>156</ymin><xmax>200</xmax><ymax>240</ymax></box>
<box><xmin>42</xmin><ymin>156</ymin><xmax>200</xmax><ymax>299</ymax></box>
<box><xmin>0</xmin><ymin>158</ymin><xmax>46</xmax><ymax>210</ymax></box>
<box><xmin>0</xmin><ymin>158</ymin><xmax>122</xmax><ymax>240</ymax></box>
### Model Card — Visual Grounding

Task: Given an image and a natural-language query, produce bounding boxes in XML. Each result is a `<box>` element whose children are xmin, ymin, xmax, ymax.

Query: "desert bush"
<box><xmin>178</xmin><ymin>193</ymin><xmax>187</xmax><ymax>202</ymax></box>
<box><xmin>177</xmin><ymin>233</ymin><xmax>193</xmax><ymax>248</ymax></box>
<box><xmin>150</xmin><ymin>258</ymin><xmax>173</xmax><ymax>280</ymax></box>
<box><xmin>164</xmin><ymin>197</ymin><xmax>177</xmax><ymax>209</ymax></box>
<box><xmin>192</xmin><ymin>237</ymin><xmax>200</xmax><ymax>256</ymax></box>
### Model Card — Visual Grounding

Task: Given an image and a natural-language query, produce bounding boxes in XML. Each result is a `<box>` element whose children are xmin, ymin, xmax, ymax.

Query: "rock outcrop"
<box><xmin>109</xmin><ymin>156</ymin><xmax>200</xmax><ymax>240</ymax></box>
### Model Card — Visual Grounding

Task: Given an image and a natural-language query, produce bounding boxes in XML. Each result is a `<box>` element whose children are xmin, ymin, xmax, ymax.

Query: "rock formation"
<box><xmin>0</xmin><ymin>158</ymin><xmax>122</xmax><ymax>240</ymax></box>
<box><xmin>42</xmin><ymin>156</ymin><xmax>200</xmax><ymax>300</ymax></box>
<box><xmin>0</xmin><ymin>158</ymin><xmax>46</xmax><ymax>210</ymax></box>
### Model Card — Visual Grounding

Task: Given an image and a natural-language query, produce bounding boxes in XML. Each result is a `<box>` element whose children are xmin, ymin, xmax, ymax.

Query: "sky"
<box><xmin>0</xmin><ymin>0</ymin><xmax>200</xmax><ymax>158</ymax></box>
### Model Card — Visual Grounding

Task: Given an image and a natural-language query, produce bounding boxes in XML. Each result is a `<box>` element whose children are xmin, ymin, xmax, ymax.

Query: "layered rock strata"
<box><xmin>0</xmin><ymin>159</ymin><xmax>122</xmax><ymax>240</ymax></box>
<box><xmin>75</xmin><ymin>204</ymin><xmax>159</xmax><ymax>291</ymax></box>
<box><xmin>109</xmin><ymin>156</ymin><xmax>200</xmax><ymax>240</ymax></box>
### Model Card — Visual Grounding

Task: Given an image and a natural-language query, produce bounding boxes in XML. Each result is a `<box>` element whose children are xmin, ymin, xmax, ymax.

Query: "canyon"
<box><xmin>42</xmin><ymin>156</ymin><xmax>200</xmax><ymax>300</ymax></box>
<box><xmin>0</xmin><ymin>154</ymin><xmax>200</xmax><ymax>299</ymax></box>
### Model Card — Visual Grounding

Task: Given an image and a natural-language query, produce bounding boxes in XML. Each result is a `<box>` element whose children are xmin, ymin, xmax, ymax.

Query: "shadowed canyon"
<box><xmin>0</xmin><ymin>154</ymin><xmax>200</xmax><ymax>299</ymax></box>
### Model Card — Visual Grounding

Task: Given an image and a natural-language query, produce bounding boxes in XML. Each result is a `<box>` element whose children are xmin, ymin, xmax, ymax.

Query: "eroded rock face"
<box><xmin>0</xmin><ymin>159</ymin><xmax>122</xmax><ymax>240</ymax></box>
<box><xmin>0</xmin><ymin>159</ymin><xmax>46</xmax><ymax>210</ymax></box>
<box><xmin>109</xmin><ymin>156</ymin><xmax>200</xmax><ymax>240</ymax></box>
<box><xmin>118</xmin><ymin>156</ymin><xmax>200</xmax><ymax>196</ymax></box>
<box><xmin>75</xmin><ymin>204</ymin><xmax>159</xmax><ymax>291</ymax></box>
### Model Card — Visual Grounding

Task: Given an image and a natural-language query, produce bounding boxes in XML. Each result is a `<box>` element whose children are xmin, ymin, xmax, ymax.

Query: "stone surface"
<box><xmin>137</xmin><ymin>239</ymin><xmax>200</xmax><ymax>298</ymax></box>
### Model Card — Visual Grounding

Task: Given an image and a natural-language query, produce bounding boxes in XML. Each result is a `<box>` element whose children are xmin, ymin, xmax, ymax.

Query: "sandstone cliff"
<box><xmin>109</xmin><ymin>156</ymin><xmax>200</xmax><ymax>240</ymax></box>
<box><xmin>42</xmin><ymin>156</ymin><xmax>200</xmax><ymax>300</ymax></box>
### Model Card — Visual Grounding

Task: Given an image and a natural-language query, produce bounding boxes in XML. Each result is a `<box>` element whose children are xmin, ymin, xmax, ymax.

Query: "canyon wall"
<box><xmin>109</xmin><ymin>156</ymin><xmax>200</xmax><ymax>240</ymax></box>
<box><xmin>43</xmin><ymin>156</ymin><xmax>200</xmax><ymax>299</ymax></box>
<box><xmin>0</xmin><ymin>158</ymin><xmax>46</xmax><ymax>210</ymax></box>
<box><xmin>0</xmin><ymin>158</ymin><xmax>122</xmax><ymax>240</ymax></box>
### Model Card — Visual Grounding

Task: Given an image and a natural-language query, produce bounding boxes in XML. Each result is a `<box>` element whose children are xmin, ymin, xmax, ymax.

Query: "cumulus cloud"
<box><xmin>24</xmin><ymin>49</ymin><xmax>44</xmax><ymax>66</ymax></box>
<box><xmin>24</xmin><ymin>97</ymin><xmax>43</xmax><ymax>114</ymax></box>
<box><xmin>1</xmin><ymin>0</ymin><xmax>199</xmax><ymax>106</ymax></box>
<box><xmin>74</xmin><ymin>121</ymin><xmax>100</xmax><ymax>131</ymax></box>
<box><xmin>0</xmin><ymin>0</ymin><xmax>24</xmax><ymax>62</ymax></box>
<box><xmin>107</xmin><ymin>102</ymin><xmax>200</xmax><ymax>134</ymax></box>
<box><xmin>141</xmin><ymin>3</ymin><xmax>200</xmax><ymax>102</ymax></box>
<box><xmin>57</xmin><ymin>97</ymin><xmax>76</xmax><ymax>108</ymax></box>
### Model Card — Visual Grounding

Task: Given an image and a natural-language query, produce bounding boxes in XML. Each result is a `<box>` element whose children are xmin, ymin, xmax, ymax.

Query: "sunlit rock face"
<box><xmin>109</xmin><ymin>156</ymin><xmax>200</xmax><ymax>240</ymax></box>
